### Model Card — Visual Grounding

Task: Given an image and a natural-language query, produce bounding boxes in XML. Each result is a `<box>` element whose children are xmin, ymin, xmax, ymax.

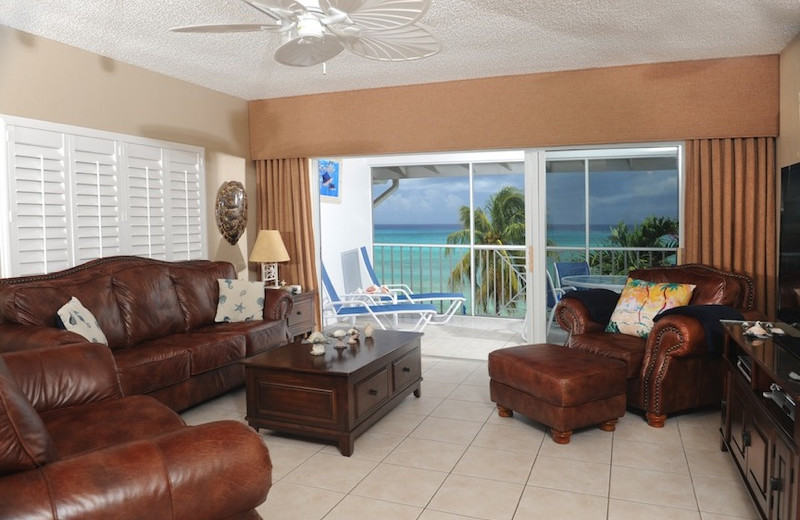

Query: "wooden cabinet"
<box><xmin>721</xmin><ymin>322</ymin><xmax>800</xmax><ymax>520</ymax></box>
<box><xmin>286</xmin><ymin>290</ymin><xmax>317</xmax><ymax>338</ymax></box>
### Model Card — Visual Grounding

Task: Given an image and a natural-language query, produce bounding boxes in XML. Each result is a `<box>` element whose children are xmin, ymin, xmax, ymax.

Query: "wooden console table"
<box><xmin>721</xmin><ymin>321</ymin><xmax>800</xmax><ymax>520</ymax></box>
<box><xmin>241</xmin><ymin>329</ymin><xmax>422</xmax><ymax>456</ymax></box>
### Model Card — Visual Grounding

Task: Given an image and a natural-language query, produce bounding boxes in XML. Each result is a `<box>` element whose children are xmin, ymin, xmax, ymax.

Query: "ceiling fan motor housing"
<box><xmin>297</xmin><ymin>13</ymin><xmax>324</xmax><ymax>40</ymax></box>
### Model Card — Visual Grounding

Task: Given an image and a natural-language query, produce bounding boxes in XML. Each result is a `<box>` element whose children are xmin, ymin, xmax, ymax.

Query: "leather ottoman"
<box><xmin>488</xmin><ymin>344</ymin><xmax>627</xmax><ymax>444</ymax></box>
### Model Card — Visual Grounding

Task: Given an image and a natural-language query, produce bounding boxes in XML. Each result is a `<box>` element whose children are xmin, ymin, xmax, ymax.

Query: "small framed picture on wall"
<box><xmin>319</xmin><ymin>159</ymin><xmax>341</xmax><ymax>202</ymax></box>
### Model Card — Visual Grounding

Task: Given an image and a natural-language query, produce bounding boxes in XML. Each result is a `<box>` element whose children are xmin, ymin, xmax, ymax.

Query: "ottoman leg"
<box><xmin>598</xmin><ymin>419</ymin><xmax>618</xmax><ymax>432</ymax></box>
<box><xmin>551</xmin><ymin>429</ymin><xmax>573</xmax><ymax>444</ymax></box>
<box><xmin>496</xmin><ymin>404</ymin><xmax>513</xmax><ymax>418</ymax></box>
<box><xmin>646</xmin><ymin>413</ymin><xmax>666</xmax><ymax>428</ymax></box>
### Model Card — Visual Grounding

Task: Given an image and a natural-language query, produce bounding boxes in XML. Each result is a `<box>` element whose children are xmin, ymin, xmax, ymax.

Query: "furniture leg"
<box><xmin>646</xmin><ymin>412</ymin><xmax>666</xmax><ymax>428</ymax></box>
<box><xmin>598</xmin><ymin>419</ymin><xmax>618</xmax><ymax>432</ymax></box>
<box><xmin>497</xmin><ymin>404</ymin><xmax>513</xmax><ymax>417</ymax></box>
<box><xmin>551</xmin><ymin>429</ymin><xmax>573</xmax><ymax>444</ymax></box>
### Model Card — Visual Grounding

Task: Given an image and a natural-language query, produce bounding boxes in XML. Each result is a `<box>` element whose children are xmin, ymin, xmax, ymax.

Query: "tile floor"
<box><xmin>180</xmin><ymin>316</ymin><xmax>760</xmax><ymax>520</ymax></box>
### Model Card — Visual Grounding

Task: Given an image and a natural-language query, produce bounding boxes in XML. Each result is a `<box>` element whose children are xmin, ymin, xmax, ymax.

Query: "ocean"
<box><xmin>373</xmin><ymin>223</ymin><xmax>616</xmax><ymax>246</ymax></box>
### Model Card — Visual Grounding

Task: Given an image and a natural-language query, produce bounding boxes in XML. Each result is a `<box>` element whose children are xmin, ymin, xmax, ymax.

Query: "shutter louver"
<box><xmin>166</xmin><ymin>149</ymin><xmax>204</xmax><ymax>260</ymax></box>
<box><xmin>125</xmin><ymin>143</ymin><xmax>167</xmax><ymax>260</ymax></box>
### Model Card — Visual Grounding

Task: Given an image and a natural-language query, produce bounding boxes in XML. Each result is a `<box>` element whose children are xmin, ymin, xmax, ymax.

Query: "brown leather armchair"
<box><xmin>0</xmin><ymin>342</ymin><xmax>271</xmax><ymax>520</ymax></box>
<box><xmin>555</xmin><ymin>264</ymin><xmax>756</xmax><ymax>427</ymax></box>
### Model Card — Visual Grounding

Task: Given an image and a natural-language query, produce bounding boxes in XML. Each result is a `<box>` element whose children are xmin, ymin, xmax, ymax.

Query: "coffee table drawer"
<box><xmin>355</xmin><ymin>368</ymin><xmax>390</xmax><ymax>419</ymax></box>
<box><xmin>393</xmin><ymin>347</ymin><xmax>421</xmax><ymax>391</ymax></box>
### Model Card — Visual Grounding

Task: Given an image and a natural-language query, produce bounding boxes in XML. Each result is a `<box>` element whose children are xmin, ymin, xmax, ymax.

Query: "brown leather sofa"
<box><xmin>0</xmin><ymin>256</ymin><xmax>293</xmax><ymax>411</ymax></box>
<box><xmin>555</xmin><ymin>264</ymin><xmax>756</xmax><ymax>427</ymax></box>
<box><xmin>0</xmin><ymin>342</ymin><xmax>271</xmax><ymax>519</ymax></box>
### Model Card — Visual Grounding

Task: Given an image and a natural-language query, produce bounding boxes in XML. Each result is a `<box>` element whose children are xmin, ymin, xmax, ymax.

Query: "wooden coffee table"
<box><xmin>241</xmin><ymin>329</ymin><xmax>422</xmax><ymax>456</ymax></box>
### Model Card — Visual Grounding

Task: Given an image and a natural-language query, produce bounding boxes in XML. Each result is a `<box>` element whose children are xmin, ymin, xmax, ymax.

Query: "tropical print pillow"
<box><xmin>605</xmin><ymin>278</ymin><xmax>696</xmax><ymax>337</ymax></box>
<box><xmin>214</xmin><ymin>279</ymin><xmax>265</xmax><ymax>323</ymax></box>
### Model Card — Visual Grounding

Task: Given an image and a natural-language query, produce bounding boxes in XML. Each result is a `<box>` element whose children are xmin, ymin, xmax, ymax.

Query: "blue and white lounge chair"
<box><xmin>358</xmin><ymin>246</ymin><xmax>466</xmax><ymax>324</ymax></box>
<box><xmin>321</xmin><ymin>265</ymin><xmax>437</xmax><ymax>332</ymax></box>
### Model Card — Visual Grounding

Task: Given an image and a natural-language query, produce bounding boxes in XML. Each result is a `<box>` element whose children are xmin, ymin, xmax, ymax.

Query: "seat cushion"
<box><xmin>40</xmin><ymin>395</ymin><xmax>184</xmax><ymax>458</ymax></box>
<box><xmin>488</xmin><ymin>344</ymin><xmax>626</xmax><ymax>407</ymax></box>
<box><xmin>180</xmin><ymin>332</ymin><xmax>246</xmax><ymax>375</ymax></box>
<box><xmin>114</xmin><ymin>343</ymin><xmax>191</xmax><ymax>396</ymax></box>
<box><xmin>198</xmin><ymin>320</ymin><xmax>290</xmax><ymax>356</ymax></box>
<box><xmin>569</xmin><ymin>332</ymin><xmax>646</xmax><ymax>379</ymax></box>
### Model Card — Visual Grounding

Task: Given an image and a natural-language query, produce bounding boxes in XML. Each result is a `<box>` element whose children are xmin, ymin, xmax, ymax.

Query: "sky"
<box><xmin>372</xmin><ymin>170</ymin><xmax>679</xmax><ymax>228</ymax></box>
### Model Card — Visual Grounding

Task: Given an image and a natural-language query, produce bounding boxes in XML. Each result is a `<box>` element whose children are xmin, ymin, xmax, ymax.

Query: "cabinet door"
<box><xmin>771</xmin><ymin>437</ymin><xmax>797</xmax><ymax>520</ymax></box>
<box><xmin>729</xmin><ymin>378</ymin><xmax>748</xmax><ymax>469</ymax></box>
<box><xmin>747</xmin><ymin>408</ymin><xmax>772</xmax><ymax>515</ymax></box>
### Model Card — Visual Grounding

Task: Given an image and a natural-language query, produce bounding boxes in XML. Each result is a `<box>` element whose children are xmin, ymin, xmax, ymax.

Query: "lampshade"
<box><xmin>249</xmin><ymin>230</ymin><xmax>289</xmax><ymax>263</ymax></box>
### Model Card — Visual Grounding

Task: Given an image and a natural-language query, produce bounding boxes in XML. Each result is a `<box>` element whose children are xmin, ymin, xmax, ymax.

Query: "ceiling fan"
<box><xmin>170</xmin><ymin>0</ymin><xmax>440</xmax><ymax>67</ymax></box>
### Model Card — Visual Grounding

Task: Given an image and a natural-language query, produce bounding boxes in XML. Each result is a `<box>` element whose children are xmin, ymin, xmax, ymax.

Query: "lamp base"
<box><xmin>261</xmin><ymin>262</ymin><xmax>281</xmax><ymax>288</ymax></box>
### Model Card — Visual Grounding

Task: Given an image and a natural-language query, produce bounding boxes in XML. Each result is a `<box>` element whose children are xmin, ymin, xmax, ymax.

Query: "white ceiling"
<box><xmin>2</xmin><ymin>0</ymin><xmax>800</xmax><ymax>101</ymax></box>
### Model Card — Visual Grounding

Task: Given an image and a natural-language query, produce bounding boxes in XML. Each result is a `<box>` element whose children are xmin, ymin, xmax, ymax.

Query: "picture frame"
<box><xmin>319</xmin><ymin>159</ymin><xmax>341</xmax><ymax>202</ymax></box>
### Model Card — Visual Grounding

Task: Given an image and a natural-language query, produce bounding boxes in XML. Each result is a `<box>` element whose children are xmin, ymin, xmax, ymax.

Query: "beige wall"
<box><xmin>249</xmin><ymin>55</ymin><xmax>779</xmax><ymax>159</ymax></box>
<box><xmin>779</xmin><ymin>33</ymin><xmax>800</xmax><ymax>169</ymax></box>
<box><xmin>0</xmin><ymin>26</ymin><xmax>255</xmax><ymax>277</ymax></box>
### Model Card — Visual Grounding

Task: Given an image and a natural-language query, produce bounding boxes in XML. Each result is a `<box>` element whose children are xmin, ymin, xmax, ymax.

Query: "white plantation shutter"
<box><xmin>125</xmin><ymin>143</ymin><xmax>167</xmax><ymax>259</ymax></box>
<box><xmin>71</xmin><ymin>134</ymin><xmax>122</xmax><ymax>263</ymax></box>
<box><xmin>165</xmin><ymin>148</ymin><xmax>204</xmax><ymax>260</ymax></box>
<box><xmin>6</xmin><ymin>125</ymin><xmax>71</xmax><ymax>275</ymax></box>
<box><xmin>0</xmin><ymin>115</ymin><xmax>207</xmax><ymax>277</ymax></box>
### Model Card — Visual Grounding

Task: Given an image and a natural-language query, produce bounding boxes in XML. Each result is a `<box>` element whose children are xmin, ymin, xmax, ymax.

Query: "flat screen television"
<box><xmin>779</xmin><ymin>162</ymin><xmax>800</xmax><ymax>326</ymax></box>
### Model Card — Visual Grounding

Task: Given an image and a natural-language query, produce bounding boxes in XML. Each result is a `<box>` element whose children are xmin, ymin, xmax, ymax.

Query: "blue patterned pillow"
<box><xmin>55</xmin><ymin>297</ymin><xmax>109</xmax><ymax>345</ymax></box>
<box><xmin>214</xmin><ymin>279</ymin><xmax>265</xmax><ymax>323</ymax></box>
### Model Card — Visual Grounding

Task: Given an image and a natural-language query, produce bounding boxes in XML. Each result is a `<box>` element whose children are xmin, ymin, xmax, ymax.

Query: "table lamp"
<box><xmin>249</xmin><ymin>230</ymin><xmax>290</xmax><ymax>287</ymax></box>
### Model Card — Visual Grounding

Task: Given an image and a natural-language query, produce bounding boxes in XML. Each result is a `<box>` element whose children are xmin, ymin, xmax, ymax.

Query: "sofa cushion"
<box><xmin>0</xmin><ymin>357</ymin><xmax>58</xmax><ymax>475</ymax></box>
<box><xmin>55</xmin><ymin>297</ymin><xmax>108</xmax><ymax>345</ymax></box>
<box><xmin>63</xmin><ymin>276</ymin><xmax>127</xmax><ymax>349</ymax></box>
<box><xmin>629</xmin><ymin>266</ymin><xmax>738</xmax><ymax>307</ymax></box>
<box><xmin>114</xmin><ymin>343</ymin><xmax>191</xmax><ymax>396</ymax></box>
<box><xmin>215</xmin><ymin>279</ymin><xmax>265</xmax><ymax>323</ymax></box>
<box><xmin>606</xmin><ymin>278</ymin><xmax>695</xmax><ymax>337</ymax></box>
<box><xmin>12</xmin><ymin>286</ymin><xmax>69</xmax><ymax>327</ymax></box>
<box><xmin>171</xmin><ymin>262</ymin><xmax>236</xmax><ymax>330</ymax></box>
<box><xmin>112</xmin><ymin>266</ymin><xmax>185</xmax><ymax>347</ymax></box>
<box><xmin>163</xmin><ymin>332</ymin><xmax>246</xmax><ymax>376</ymax></box>
<box><xmin>200</xmin><ymin>319</ymin><xmax>290</xmax><ymax>356</ymax></box>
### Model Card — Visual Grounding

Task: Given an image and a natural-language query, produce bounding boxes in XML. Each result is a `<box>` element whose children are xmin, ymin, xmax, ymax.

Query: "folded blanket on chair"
<box><xmin>561</xmin><ymin>289</ymin><xmax>621</xmax><ymax>327</ymax></box>
<box><xmin>654</xmin><ymin>304</ymin><xmax>744</xmax><ymax>356</ymax></box>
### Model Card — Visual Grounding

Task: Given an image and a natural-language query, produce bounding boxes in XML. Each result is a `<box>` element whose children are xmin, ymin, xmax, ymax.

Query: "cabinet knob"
<box><xmin>402</xmin><ymin>366</ymin><xmax>411</xmax><ymax>372</ymax></box>
<box><xmin>368</xmin><ymin>389</ymin><xmax>378</xmax><ymax>396</ymax></box>
<box><xmin>770</xmin><ymin>477</ymin><xmax>783</xmax><ymax>491</ymax></box>
<box><xmin>742</xmin><ymin>430</ymin><xmax>751</xmax><ymax>447</ymax></box>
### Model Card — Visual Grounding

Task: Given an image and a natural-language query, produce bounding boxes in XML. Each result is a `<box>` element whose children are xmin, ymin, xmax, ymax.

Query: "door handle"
<box><xmin>742</xmin><ymin>430</ymin><xmax>751</xmax><ymax>447</ymax></box>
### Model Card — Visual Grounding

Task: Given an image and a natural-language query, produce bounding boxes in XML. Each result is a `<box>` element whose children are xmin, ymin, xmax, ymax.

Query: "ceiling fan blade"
<box><xmin>274</xmin><ymin>33</ymin><xmax>345</xmax><ymax>66</ymax></box>
<box><xmin>320</xmin><ymin>0</ymin><xmax>431</xmax><ymax>30</ymax></box>
<box><xmin>340</xmin><ymin>23</ymin><xmax>439</xmax><ymax>61</ymax></box>
<box><xmin>170</xmin><ymin>23</ymin><xmax>284</xmax><ymax>33</ymax></box>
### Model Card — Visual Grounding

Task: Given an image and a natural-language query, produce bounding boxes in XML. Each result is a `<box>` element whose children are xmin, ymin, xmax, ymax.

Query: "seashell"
<box><xmin>310</xmin><ymin>344</ymin><xmax>325</xmax><ymax>355</ymax></box>
<box><xmin>331</xmin><ymin>329</ymin><xmax>347</xmax><ymax>339</ymax></box>
<box><xmin>347</xmin><ymin>336</ymin><xmax>358</xmax><ymax>345</ymax></box>
<box><xmin>347</xmin><ymin>327</ymin><xmax>358</xmax><ymax>335</ymax></box>
<box><xmin>364</xmin><ymin>324</ymin><xmax>374</xmax><ymax>338</ymax></box>
<box><xmin>307</xmin><ymin>331</ymin><xmax>326</xmax><ymax>344</ymax></box>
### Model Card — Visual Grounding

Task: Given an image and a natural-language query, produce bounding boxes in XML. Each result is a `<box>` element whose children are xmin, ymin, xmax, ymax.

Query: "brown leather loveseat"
<box><xmin>555</xmin><ymin>264</ymin><xmax>755</xmax><ymax>427</ymax></box>
<box><xmin>0</xmin><ymin>342</ymin><xmax>271</xmax><ymax>519</ymax></box>
<box><xmin>0</xmin><ymin>256</ymin><xmax>293</xmax><ymax>411</ymax></box>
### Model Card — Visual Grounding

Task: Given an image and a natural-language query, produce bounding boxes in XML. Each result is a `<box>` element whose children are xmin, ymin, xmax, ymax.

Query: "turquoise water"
<box><xmin>374</xmin><ymin>224</ymin><xmax>616</xmax><ymax>247</ymax></box>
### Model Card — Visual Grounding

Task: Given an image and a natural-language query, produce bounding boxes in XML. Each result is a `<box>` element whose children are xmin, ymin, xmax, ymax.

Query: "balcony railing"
<box><xmin>372</xmin><ymin>243</ymin><xmax>678</xmax><ymax>318</ymax></box>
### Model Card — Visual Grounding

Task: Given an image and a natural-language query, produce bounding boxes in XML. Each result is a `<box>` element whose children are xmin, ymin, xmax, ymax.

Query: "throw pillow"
<box><xmin>55</xmin><ymin>297</ymin><xmax>109</xmax><ymax>345</ymax></box>
<box><xmin>605</xmin><ymin>278</ymin><xmax>696</xmax><ymax>337</ymax></box>
<box><xmin>215</xmin><ymin>279</ymin><xmax>265</xmax><ymax>323</ymax></box>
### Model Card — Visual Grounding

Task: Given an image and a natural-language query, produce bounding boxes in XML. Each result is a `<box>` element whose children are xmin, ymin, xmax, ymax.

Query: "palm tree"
<box><xmin>590</xmin><ymin>215</ymin><xmax>678</xmax><ymax>274</ymax></box>
<box><xmin>446</xmin><ymin>186</ymin><xmax>525</xmax><ymax>314</ymax></box>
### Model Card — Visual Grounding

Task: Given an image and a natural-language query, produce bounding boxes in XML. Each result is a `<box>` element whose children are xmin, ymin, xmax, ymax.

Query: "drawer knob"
<box><xmin>368</xmin><ymin>389</ymin><xmax>378</xmax><ymax>396</ymax></box>
<box><xmin>402</xmin><ymin>367</ymin><xmax>411</xmax><ymax>372</ymax></box>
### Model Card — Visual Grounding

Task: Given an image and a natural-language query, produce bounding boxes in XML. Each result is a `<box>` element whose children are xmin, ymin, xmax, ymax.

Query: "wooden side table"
<box><xmin>287</xmin><ymin>289</ymin><xmax>317</xmax><ymax>339</ymax></box>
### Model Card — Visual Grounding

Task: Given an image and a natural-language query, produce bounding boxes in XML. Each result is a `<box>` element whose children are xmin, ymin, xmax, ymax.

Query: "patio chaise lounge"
<box><xmin>321</xmin><ymin>265</ymin><xmax>437</xmax><ymax>332</ymax></box>
<box><xmin>356</xmin><ymin>246</ymin><xmax>466</xmax><ymax>324</ymax></box>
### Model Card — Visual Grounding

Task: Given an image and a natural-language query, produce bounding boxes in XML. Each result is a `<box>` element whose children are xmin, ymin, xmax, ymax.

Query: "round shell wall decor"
<box><xmin>215</xmin><ymin>181</ymin><xmax>248</xmax><ymax>245</ymax></box>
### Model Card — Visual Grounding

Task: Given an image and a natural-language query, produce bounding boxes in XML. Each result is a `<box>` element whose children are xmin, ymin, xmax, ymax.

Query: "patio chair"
<box><xmin>320</xmin><ymin>264</ymin><xmax>437</xmax><ymax>332</ymax></box>
<box><xmin>554</xmin><ymin>261</ymin><xmax>590</xmax><ymax>291</ymax></box>
<box><xmin>521</xmin><ymin>271</ymin><xmax>565</xmax><ymax>342</ymax></box>
<box><xmin>357</xmin><ymin>246</ymin><xmax>466</xmax><ymax>324</ymax></box>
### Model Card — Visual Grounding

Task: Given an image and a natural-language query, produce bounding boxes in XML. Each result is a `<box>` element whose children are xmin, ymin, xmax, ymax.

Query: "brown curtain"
<box><xmin>255</xmin><ymin>158</ymin><xmax>320</xmax><ymax>327</ymax></box>
<box><xmin>684</xmin><ymin>138</ymin><xmax>777</xmax><ymax>318</ymax></box>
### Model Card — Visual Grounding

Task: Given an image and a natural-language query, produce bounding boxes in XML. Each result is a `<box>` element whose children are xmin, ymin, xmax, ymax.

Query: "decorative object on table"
<box><xmin>310</xmin><ymin>344</ymin><xmax>325</xmax><ymax>356</ymax></box>
<box><xmin>215</xmin><ymin>181</ymin><xmax>247</xmax><ymax>245</ymax></box>
<box><xmin>249</xmin><ymin>229</ymin><xmax>290</xmax><ymax>287</ymax></box>
<box><xmin>347</xmin><ymin>328</ymin><xmax>359</xmax><ymax>345</ymax></box>
<box><xmin>744</xmin><ymin>321</ymin><xmax>771</xmax><ymax>338</ymax></box>
<box><xmin>307</xmin><ymin>331</ymin><xmax>326</xmax><ymax>344</ymax></box>
<box><xmin>333</xmin><ymin>341</ymin><xmax>347</xmax><ymax>352</ymax></box>
<box><xmin>364</xmin><ymin>324</ymin><xmax>374</xmax><ymax>338</ymax></box>
<box><xmin>319</xmin><ymin>159</ymin><xmax>341</xmax><ymax>202</ymax></box>
<box><xmin>288</xmin><ymin>284</ymin><xmax>302</xmax><ymax>295</ymax></box>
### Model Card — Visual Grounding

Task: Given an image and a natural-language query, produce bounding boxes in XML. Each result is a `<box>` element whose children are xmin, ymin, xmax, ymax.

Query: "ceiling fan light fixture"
<box><xmin>296</xmin><ymin>14</ymin><xmax>324</xmax><ymax>39</ymax></box>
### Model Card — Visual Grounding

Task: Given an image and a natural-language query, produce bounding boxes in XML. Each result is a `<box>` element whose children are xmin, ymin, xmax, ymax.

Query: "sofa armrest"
<box><xmin>554</xmin><ymin>298</ymin><xmax>607</xmax><ymax>336</ymax></box>
<box><xmin>264</xmin><ymin>288</ymin><xmax>293</xmax><ymax>321</ymax></box>
<box><xmin>2</xmin><ymin>343</ymin><xmax>122</xmax><ymax>412</ymax></box>
<box><xmin>0</xmin><ymin>323</ymin><xmax>86</xmax><ymax>353</ymax></box>
<box><xmin>0</xmin><ymin>421</ymin><xmax>271</xmax><ymax>520</ymax></box>
<box><xmin>0</xmin><ymin>420</ymin><xmax>270</xmax><ymax>519</ymax></box>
